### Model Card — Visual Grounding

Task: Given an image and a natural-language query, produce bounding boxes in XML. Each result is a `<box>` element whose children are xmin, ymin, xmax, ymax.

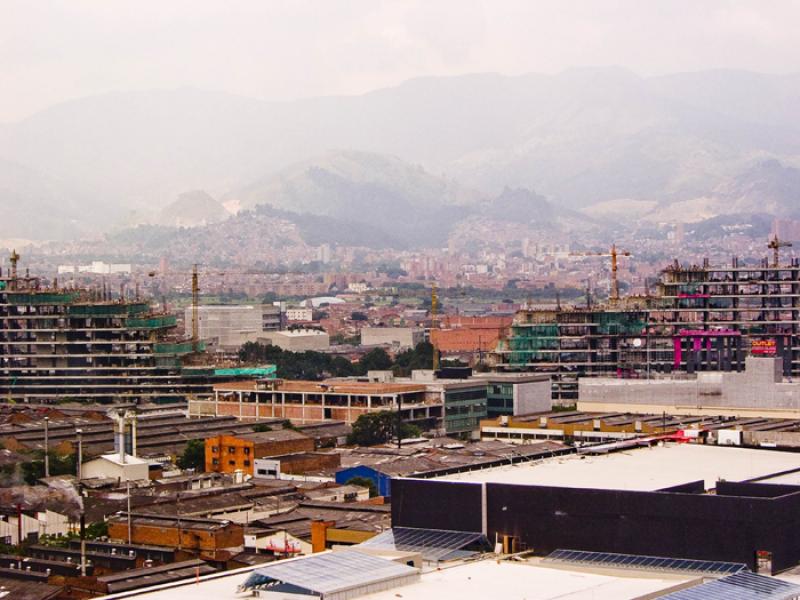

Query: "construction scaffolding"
<box><xmin>496</xmin><ymin>255</ymin><xmax>800</xmax><ymax>402</ymax></box>
<box><xmin>0</xmin><ymin>252</ymin><xmax>232</xmax><ymax>403</ymax></box>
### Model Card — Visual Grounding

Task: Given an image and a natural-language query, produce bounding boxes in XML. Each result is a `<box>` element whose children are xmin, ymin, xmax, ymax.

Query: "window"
<box><xmin>211</xmin><ymin>446</ymin><xmax>218</xmax><ymax>453</ymax></box>
<box><xmin>228</xmin><ymin>460</ymin><xmax>236</xmax><ymax>466</ymax></box>
<box><xmin>228</xmin><ymin>446</ymin><xmax>236</xmax><ymax>454</ymax></box>
<box><xmin>243</xmin><ymin>447</ymin><xmax>250</xmax><ymax>455</ymax></box>
<box><xmin>257</xmin><ymin>469</ymin><xmax>267</xmax><ymax>476</ymax></box>
<box><xmin>212</xmin><ymin>458</ymin><xmax>219</xmax><ymax>465</ymax></box>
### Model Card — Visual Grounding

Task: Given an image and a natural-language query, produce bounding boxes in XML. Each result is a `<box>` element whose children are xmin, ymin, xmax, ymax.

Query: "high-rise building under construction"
<box><xmin>0</xmin><ymin>252</ymin><xmax>258</xmax><ymax>403</ymax></box>
<box><xmin>495</xmin><ymin>254</ymin><xmax>800</xmax><ymax>401</ymax></box>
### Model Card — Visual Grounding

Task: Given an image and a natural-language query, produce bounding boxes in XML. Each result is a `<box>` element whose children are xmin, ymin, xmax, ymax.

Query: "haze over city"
<box><xmin>4</xmin><ymin>3</ymin><xmax>800</xmax><ymax>600</ymax></box>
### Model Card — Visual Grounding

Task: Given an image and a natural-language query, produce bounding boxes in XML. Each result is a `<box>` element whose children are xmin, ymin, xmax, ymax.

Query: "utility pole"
<box><xmin>43</xmin><ymin>417</ymin><xmax>50</xmax><ymax>478</ymax></box>
<box><xmin>396</xmin><ymin>395</ymin><xmax>403</xmax><ymax>450</ymax></box>
<box><xmin>431</xmin><ymin>283</ymin><xmax>439</xmax><ymax>371</ymax></box>
<box><xmin>177</xmin><ymin>492</ymin><xmax>182</xmax><ymax>552</ymax></box>
<box><xmin>127</xmin><ymin>480</ymin><xmax>132</xmax><ymax>545</ymax></box>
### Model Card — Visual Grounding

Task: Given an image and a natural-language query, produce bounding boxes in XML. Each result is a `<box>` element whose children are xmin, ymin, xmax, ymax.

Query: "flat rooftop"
<box><xmin>95</xmin><ymin>558</ymin><xmax>692</xmax><ymax>600</ymax></box>
<box><xmin>433</xmin><ymin>444</ymin><xmax>800</xmax><ymax>491</ymax></box>
<box><xmin>213</xmin><ymin>379</ymin><xmax>427</xmax><ymax>394</ymax></box>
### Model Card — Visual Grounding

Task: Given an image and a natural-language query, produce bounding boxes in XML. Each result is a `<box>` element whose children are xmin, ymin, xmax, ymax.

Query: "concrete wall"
<box><xmin>361</xmin><ymin>327</ymin><xmax>423</xmax><ymax>349</ymax></box>
<box><xmin>189</xmin><ymin>305</ymin><xmax>280</xmax><ymax>349</ymax></box>
<box><xmin>579</xmin><ymin>357</ymin><xmax>800</xmax><ymax>415</ymax></box>
<box><xmin>513</xmin><ymin>380</ymin><xmax>552</xmax><ymax>415</ymax></box>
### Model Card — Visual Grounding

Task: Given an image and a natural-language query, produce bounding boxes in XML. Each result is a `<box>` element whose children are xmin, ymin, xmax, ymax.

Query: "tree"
<box><xmin>177</xmin><ymin>439</ymin><xmax>205</xmax><ymax>471</ymax></box>
<box><xmin>252</xmin><ymin>423</ymin><xmax>272</xmax><ymax>433</ymax></box>
<box><xmin>393</xmin><ymin>341</ymin><xmax>434</xmax><ymax>375</ymax></box>
<box><xmin>345</xmin><ymin>476</ymin><xmax>378</xmax><ymax>498</ymax></box>
<box><xmin>347</xmin><ymin>411</ymin><xmax>420</xmax><ymax>446</ymax></box>
<box><xmin>350</xmin><ymin>311</ymin><xmax>368</xmax><ymax>321</ymax></box>
<box><xmin>356</xmin><ymin>348</ymin><xmax>393</xmax><ymax>374</ymax></box>
<box><xmin>21</xmin><ymin>451</ymin><xmax>77</xmax><ymax>485</ymax></box>
<box><xmin>347</xmin><ymin>412</ymin><xmax>395</xmax><ymax>446</ymax></box>
<box><xmin>261</xmin><ymin>291</ymin><xmax>279</xmax><ymax>304</ymax></box>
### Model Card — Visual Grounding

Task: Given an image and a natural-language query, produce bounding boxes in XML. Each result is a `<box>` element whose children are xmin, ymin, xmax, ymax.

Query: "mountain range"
<box><xmin>1</xmin><ymin>67</ymin><xmax>799</xmax><ymax>244</ymax></box>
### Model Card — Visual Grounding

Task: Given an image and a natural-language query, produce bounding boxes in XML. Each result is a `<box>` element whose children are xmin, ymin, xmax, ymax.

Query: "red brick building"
<box><xmin>107</xmin><ymin>513</ymin><xmax>244</xmax><ymax>561</ymax></box>
<box><xmin>205</xmin><ymin>430</ymin><xmax>315</xmax><ymax>475</ymax></box>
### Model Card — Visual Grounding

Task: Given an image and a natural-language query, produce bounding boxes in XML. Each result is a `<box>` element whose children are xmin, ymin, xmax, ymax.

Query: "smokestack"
<box><xmin>79</xmin><ymin>511</ymin><xmax>86</xmax><ymax>577</ymax></box>
<box><xmin>131</xmin><ymin>414</ymin><xmax>137</xmax><ymax>458</ymax></box>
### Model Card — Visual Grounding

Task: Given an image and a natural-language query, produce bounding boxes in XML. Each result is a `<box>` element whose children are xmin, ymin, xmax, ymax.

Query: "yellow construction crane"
<box><xmin>768</xmin><ymin>234</ymin><xmax>792</xmax><ymax>268</ymax></box>
<box><xmin>148</xmin><ymin>265</ymin><xmax>310</xmax><ymax>351</ymax></box>
<box><xmin>430</xmin><ymin>283</ymin><xmax>439</xmax><ymax>371</ymax></box>
<box><xmin>570</xmin><ymin>244</ymin><xmax>632</xmax><ymax>304</ymax></box>
<box><xmin>191</xmin><ymin>264</ymin><xmax>199</xmax><ymax>351</ymax></box>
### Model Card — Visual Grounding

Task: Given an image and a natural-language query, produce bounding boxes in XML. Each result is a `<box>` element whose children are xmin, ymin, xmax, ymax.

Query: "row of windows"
<box><xmin>210</xmin><ymin>445</ymin><xmax>250</xmax><ymax>455</ymax></box>
<box><xmin>210</xmin><ymin>458</ymin><xmax>251</xmax><ymax>466</ymax></box>
<box><xmin>445</xmin><ymin>388</ymin><xmax>487</xmax><ymax>402</ymax></box>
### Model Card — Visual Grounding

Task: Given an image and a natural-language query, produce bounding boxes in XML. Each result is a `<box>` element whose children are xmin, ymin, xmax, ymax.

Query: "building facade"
<box><xmin>495</xmin><ymin>257</ymin><xmax>800</xmax><ymax>402</ymax></box>
<box><xmin>0</xmin><ymin>255</ymin><xmax>212</xmax><ymax>403</ymax></box>
<box><xmin>188</xmin><ymin>304</ymin><xmax>281</xmax><ymax>350</ymax></box>
<box><xmin>193</xmin><ymin>379</ymin><xmax>442</xmax><ymax>428</ymax></box>
<box><xmin>204</xmin><ymin>430</ymin><xmax>314</xmax><ymax>475</ymax></box>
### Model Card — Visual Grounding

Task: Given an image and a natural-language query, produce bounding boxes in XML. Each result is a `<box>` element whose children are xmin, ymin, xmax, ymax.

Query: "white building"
<box><xmin>285</xmin><ymin>306</ymin><xmax>314</xmax><ymax>322</ymax></box>
<box><xmin>0</xmin><ymin>510</ymin><xmax>74</xmax><ymax>545</ymax></box>
<box><xmin>58</xmin><ymin>261</ymin><xmax>132</xmax><ymax>275</ymax></box>
<box><xmin>81</xmin><ymin>453</ymin><xmax>149</xmax><ymax>482</ymax></box>
<box><xmin>361</xmin><ymin>327</ymin><xmax>423</xmax><ymax>350</ymax></box>
<box><xmin>188</xmin><ymin>304</ymin><xmax>281</xmax><ymax>350</ymax></box>
<box><xmin>259</xmin><ymin>329</ymin><xmax>330</xmax><ymax>352</ymax></box>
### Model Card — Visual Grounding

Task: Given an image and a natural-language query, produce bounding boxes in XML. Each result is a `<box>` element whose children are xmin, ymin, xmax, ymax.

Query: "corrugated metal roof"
<box><xmin>661</xmin><ymin>571</ymin><xmax>800</xmax><ymax>600</ymax></box>
<box><xmin>241</xmin><ymin>549</ymin><xmax>418</xmax><ymax>596</ymax></box>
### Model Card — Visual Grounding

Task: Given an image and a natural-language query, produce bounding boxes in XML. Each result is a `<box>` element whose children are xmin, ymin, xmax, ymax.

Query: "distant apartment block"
<box><xmin>285</xmin><ymin>306</ymin><xmax>314</xmax><ymax>322</ymax></box>
<box><xmin>57</xmin><ymin>261</ymin><xmax>132</xmax><ymax>275</ymax></box>
<box><xmin>187</xmin><ymin>304</ymin><xmax>281</xmax><ymax>350</ymax></box>
<box><xmin>360</xmin><ymin>326</ymin><xmax>423</xmax><ymax>350</ymax></box>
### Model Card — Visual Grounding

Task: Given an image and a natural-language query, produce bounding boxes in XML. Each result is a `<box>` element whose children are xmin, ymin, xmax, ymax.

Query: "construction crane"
<box><xmin>430</xmin><ymin>283</ymin><xmax>439</xmax><ymax>371</ymax></box>
<box><xmin>768</xmin><ymin>234</ymin><xmax>792</xmax><ymax>268</ymax></box>
<box><xmin>147</xmin><ymin>265</ymin><xmax>311</xmax><ymax>351</ymax></box>
<box><xmin>570</xmin><ymin>244</ymin><xmax>631</xmax><ymax>304</ymax></box>
<box><xmin>191</xmin><ymin>264</ymin><xmax>199</xmax><ymax>350</ymax></box>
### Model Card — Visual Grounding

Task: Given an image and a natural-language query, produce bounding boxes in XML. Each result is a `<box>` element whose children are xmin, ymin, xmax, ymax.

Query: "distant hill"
<box><xmin>2</xmin><ymin>69</ymin><xmax>800</xmax><ymax>239</ymax></box>
<box><xmin>158</xmin><ymin>190</ymin><xmax>230</xmax><ymax>227</ymax></box>
<box><xmin>228</xmin><ymin>150</ymin><xmax>484</xmax><ymax>248</ymax></box>
<box><xmin>0</xmin><ymin>158</ymin><xmax>104</xmax><ymax>240</ymax></box>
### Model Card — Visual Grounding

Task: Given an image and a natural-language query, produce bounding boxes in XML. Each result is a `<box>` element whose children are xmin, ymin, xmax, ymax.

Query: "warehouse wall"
<box><xmin>392</xmin><ymin>478</ymin><xmax>800</xmax><ymax>572</ymax></box>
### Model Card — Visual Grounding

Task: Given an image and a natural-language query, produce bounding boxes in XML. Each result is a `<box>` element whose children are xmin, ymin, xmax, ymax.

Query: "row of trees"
<box><xmin>238</xmin><ymin>341</ymin><xmax>437</xmax><ymax>380</ymax></box>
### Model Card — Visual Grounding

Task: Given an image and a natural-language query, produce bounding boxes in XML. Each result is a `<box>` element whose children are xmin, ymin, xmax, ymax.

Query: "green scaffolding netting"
<box><xmin>6</xmin><ymin>292</ymin><xmax>80</xmax><ymax>305</ymax></box>
<box><xmin>127</xmin><ymin>315</ymin><xmax>178</xmax><ymax>329</ymax></box>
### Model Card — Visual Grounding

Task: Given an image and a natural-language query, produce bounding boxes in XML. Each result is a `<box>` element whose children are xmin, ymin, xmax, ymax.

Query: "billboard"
<box><xmin>751</xmin><ymin>339</ymin><xmax>777</xmax><ymax>356</ymax></box>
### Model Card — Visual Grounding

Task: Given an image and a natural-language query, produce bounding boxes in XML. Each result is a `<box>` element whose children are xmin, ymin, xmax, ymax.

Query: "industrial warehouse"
<box><xmin>391</xmin><ymin>442</ymin><xmax>800</xmax><ymax>574</ymax></box>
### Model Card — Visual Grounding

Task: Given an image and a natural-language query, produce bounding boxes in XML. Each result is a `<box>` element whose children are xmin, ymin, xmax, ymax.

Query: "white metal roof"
<box><xmin>433</xmin><ymin>444</ymin><xmax>800</xmax><ymax>491</ymax></box>
<box><xmin>241</xmin><ymin>549</ymin><xmax>418</xmax><ymax>596</ymax></box>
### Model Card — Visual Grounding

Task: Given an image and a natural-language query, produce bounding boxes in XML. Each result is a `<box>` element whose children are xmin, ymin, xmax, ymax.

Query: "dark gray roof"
<box><xmin>661</xmin><ymin>571</ymin><xmax>800</xmax><ymax>600</ymax></box>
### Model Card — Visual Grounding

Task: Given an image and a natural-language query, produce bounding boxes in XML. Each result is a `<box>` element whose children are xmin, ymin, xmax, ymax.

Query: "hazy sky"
<box><xmin>2</xmin><ymin>0</ymin><xmax>800</xmax><ymax>122</ymax></box>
